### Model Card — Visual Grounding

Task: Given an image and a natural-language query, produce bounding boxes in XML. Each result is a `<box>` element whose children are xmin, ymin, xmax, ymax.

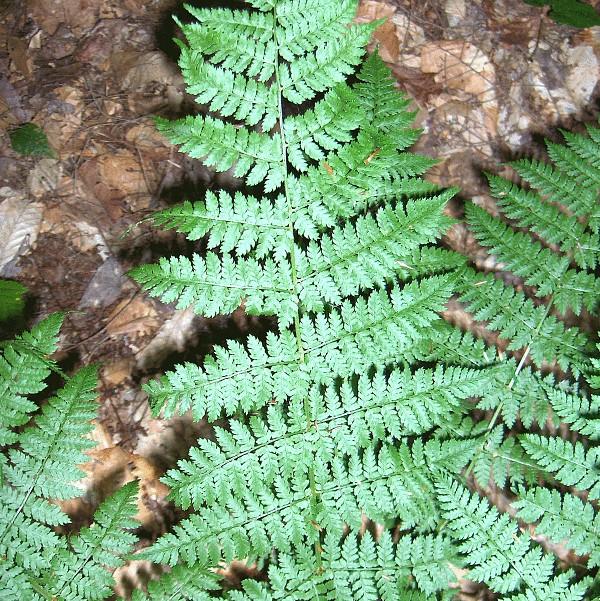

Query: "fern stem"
<box><xmin>272</xmin><ymin>6</ymin><xmax>321</xmax><ymax>565</ymax></box>
<box><xmin>465</xmin><ymin>299</ymin><xmax>554</xmax><ymax>478</ymax></box>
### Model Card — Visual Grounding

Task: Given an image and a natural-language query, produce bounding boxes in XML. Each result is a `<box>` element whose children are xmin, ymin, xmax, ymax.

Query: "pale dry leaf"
<box><xmin>8</xmin><ymin>36</ymin><xmax>32</xmax><ymax>77</ymax></box>
<box><xmin>0</xmin><ymin>189</ymin><xmax>43</xmax><ymax>274</ymax></box>
<box><xmin>136</xmin><ymin>307</ymin><xmax>197</xmax><ymax>370</ymax></box>
<box><xmin>121</xmin><ymin>51</ymin><xmax>182</xmax><ymax>89</ymax></box>
<box><xmin>565</xmin><ymin>45</ymin><xmax>598</xmax><ymax>106</ymax></box>
<box><xmin>445</xmin><ymin>0</ymin><xmax>467</xmax><ymax>26</ymax></box>
<box><xmin>79</xmin><ymin>256</ymin><xmax>125</xmax><ymax>309</ymax></box>
<box><xmin>421</xmin><ymin>41</ymin><xmax>496</xmax><ymax>105</ymax></box>
<box><xmin>27</xmin><ymin>158</ymin><xmax>62</xmax><ymax>198</ymax></box>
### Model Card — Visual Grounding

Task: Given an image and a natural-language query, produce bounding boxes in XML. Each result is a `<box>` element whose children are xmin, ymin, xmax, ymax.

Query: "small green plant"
<box><xmin>525</xmin><ymin>0</ymin><xmax>600</xmax><ymax>27</ymax></box>
<box><xmin>9</xmin><ymin>123</ymin><xmax>55</xmax><ymax>158</ymax></box>
<box><xmin>0</xmin><ymin>279</ymin><xmax>26</xmax><ymax>321</ymax></box>
<box><xmin>0</xmin><ymin>313</ymin><xmax>138</xmax><ymax>600</ymax></box>
<box><xmin>130</xmin><ymin>0</ymin><xmax>600</xmax><ymax>599</ymax></box>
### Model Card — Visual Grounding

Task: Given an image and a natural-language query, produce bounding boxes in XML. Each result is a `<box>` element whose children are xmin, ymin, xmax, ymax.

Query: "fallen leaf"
<box><xmin>27</xmin><ymin>158</ymin><xmax>62</xmax><ymax>198</ymax></box>
<box><xmin>136</xmin><ymin>308</ymin><xmax>197</xmax><ymax>370</ymax></box>
<box><xmin>356</xmin><ymin>1</ymin><xmax>399</xmax><ymax>62</ymax></box>
<box><xmin>107</xmin><ymin>297</ymin><xmax>160</xmax><ymax>339</ymax></box>
<box><xmin>0</xmin><ymin>189</ymin><xmax>43</xmax><ymax>274</ymax></box>
<box><xmin>7</xmin><ymin>36</ymin><xmax>32</xmax><ymax>77</ymax></box>
<box><xmin>421</xmin><ymin>40</ymin><xmax>496</xmax><ymax>104</ymax></box>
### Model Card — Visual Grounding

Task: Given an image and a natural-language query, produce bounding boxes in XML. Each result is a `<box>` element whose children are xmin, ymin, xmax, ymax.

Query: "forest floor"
<box><xmin>1</xmin><ymin>0</ymin><xmax>599</xmax><ymax>596</ymax></box>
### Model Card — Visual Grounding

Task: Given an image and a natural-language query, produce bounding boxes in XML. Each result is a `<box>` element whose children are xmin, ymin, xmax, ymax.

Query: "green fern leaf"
<box><xmin>436</xmin><ymin>476</ymin><xmax>586</xmax><ymax>600</ymax></box>
<box><xmin>47</xmin><ymin>481</ymin><xmax>139</xmax><ymax>600</ymax></box>
<box><xmin>465</xmin><ymin>202</ymin><xmax>599</xmax><ymax>314</ymax></box>
<box><xmin>458</xmin><ymin>269</ymin><xmax>587</xmax><ymax>370</ymax></box>
<box><xmin>144</xmin><ymin>275</ymin><xmax>455</xmax><ymax>419</ymax></box>
<box><xmin>0</xmin><ymin>313</ymin><xmax>63</xmax><ymax>445</ymax></box>
<box><xmin>488</xmin><ymin>173</ymin><xmax>600</xmax><ymax>269</ymax></box>
<box><xmin>156</xmin><ymin>116</ymin><xmax>285</xmax><ymax>191</ymax></box>
<box><xmin>514</xmin><ymin>487</ymin><xmax>600</xmax><ymax>568</ymax></box>
<box><xmin>520</xmin><ymin>434</ymin><xmax>600</xmax><ymax>497</ymax></box>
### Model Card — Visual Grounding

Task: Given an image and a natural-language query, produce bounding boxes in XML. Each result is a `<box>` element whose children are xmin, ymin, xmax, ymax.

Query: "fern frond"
<box><xmin>547</xmin><ymin>385</ymin><xmax>600</xmax><ymax>440</ymax></box>
<box><xmin>47</xmin><ymin>481</ymin><xmax>139</xmax><ymax>601</ymax></box>
<box><xmin>138</xmin><ymin>441</ymin><xmax>469</xmax><ymax>567</ymax></box>
<box><xmin>510</xmin><ymin>156</ymin><xmax>597</xmax><ymax>223</ymax></box>
<box><xmin>465</xmin><ymin>202</ymin><xmax>599</xmax><ymax>314</ymax></box>
<box><xmin>275</xmin><ymin>0</ymin><xmax>358</xmax><ymax>61</ymax></box>
<box><xmin>149</xmin><ymin>192</ymin><xmax>290</xmax><ymax>260</ymax></box>
<box><xmin>520</xmin><ymin>434</ymin><xmax>600</xmax><ymax>498</ymax></box>
<box><xmin>131</xmin><ymin>563</ymin><xmax>220</xmax><ymax>601</ymax></box>
<box><xmin>133</xmin><ymin>196</ymin><xmax>453</xmax><ymax>326</ymax></box>
<box><xmin>436</xmin><ymin>476</ymin><xmax>585</xmax><ymax>600</ymax></box>
<box><xmin>286</xmin><ymin>84</ymin><xmax>363</xmax><ymax>171</ymax></box>
<box><xmin>514</xmin><ymin>487</ymin><xmax>600</xmax><ymax>568</ymax></box>
<box><xmin>291</xmin><ymin>133</ymin><xmax>439</xmax><ymax>234</ymax></box>
<box><xmin>458</xmin><ymin>269</ymin><xmax>587</xmax><ymax>369</ymax></box>
<box><xmin>546</xmin><ymin>141</ymin><xmax>600</xmax><ymax>188</ymax></box>
<box><xmin>232</xmin><ymin>531</ymin><xmax>455</xmax><ymax>601</ymax></box>
<box><xmin>0</xmin><ymin>365</ymin><xmax>98</xmax><ymax>599</ymax></box>
<box><xmin>178</xmin><ymin>47</ymin><xmax>278</xmax><ymax>130</ymax></box>
<box><xmin>162</xmin><ymin>365</ymin><xmax>491</xmax><ymax>509</ymax></box>
<box><xmin>487</xmin><ymin>174</ymin><xmax>600</xmax><ymax>269</ymax></box>
<box><xmin>183</xmin><ymin>5</ymin><xmax>273</xmax><ymax>43</ymax></box>
<box><xmin>135</xmin><ymin>531</ymin><xmax>454</xmax><ymax>601</ymax></box>
<box><xmin>129</xmin><ymin>253</ymin><xmax>296</xmax><ymax>325</ymax></box>
<box><xmin>127</xmin><ymin>0</ymin><xmax>600</xmax><ymax>598</ymax></box>
<box><xmin>355</xmin><ymin>50</ymin><xmax>420</xmax><ymax>142</ymax></box>
<box><xmin>180</xmin><ymin>20</ymin><xmax>276</xmax><ymax>82</ymax></box>
<box><xmin>0</xmin><ymin>313</ymin><xmax>62</xmax><ymax>445</ymax></box>
<box><xmin>279</xmin><ymin>23</ymin><xmax>377</xmax><ymax>104</ymax></box>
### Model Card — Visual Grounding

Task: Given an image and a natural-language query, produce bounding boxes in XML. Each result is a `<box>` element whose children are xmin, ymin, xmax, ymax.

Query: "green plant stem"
<box><xmin>272</xmin><ymin>6</ymin><xmax>321</xmax><ymax>565</ymax></box>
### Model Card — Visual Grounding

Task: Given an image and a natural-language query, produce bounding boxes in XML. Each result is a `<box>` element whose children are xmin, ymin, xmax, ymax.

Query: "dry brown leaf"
<box><xmin>28</xmin><ymin>0</ymin><xmax>98</xmax><ymax>34</ymax></box>
<box><xmin>356</xmin><ymin>1</ymin><xmax>399</xmax><ymax>63</ymax></box>
<box><xmin>421</xmin><ymin>41</ymin><xmax>496</xmax><ymax>105</ymax></box>
<box><xmin>136</xmin><ymin>308</ymin><xmax>197</xmax><ymax>370</ymax></box>
<box><xmin>107</xmin><ymin>296</ymin><xmax>160</xmax><ymax>339</ymax></box>
<box><xmin>120</xmin><ymin>51</ymin><xmax>182</xmax><ymax>90</ymax></box>
<box><xmin>27</xmin><ymin>158</ymin><xmax>62</xmax><ymax>198</ymax></box>
<box><xmin>78</xmin><ymin>152</ymin><xmax>149</xmax><ymax>219</ymax></box>
<box><xmin>101</xmin><ymin>359</ymin><xmax>136</xmax><ymax>386</ymax></box>
<box><xmin>7</xmin><ymin>36</ymin><xmax>32</xmax><ymax>77</ymax></box>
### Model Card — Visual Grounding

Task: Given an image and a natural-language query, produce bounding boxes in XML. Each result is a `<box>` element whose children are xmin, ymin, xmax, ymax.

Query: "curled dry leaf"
<box><xmin>421</xmin><ymin>41</ymin><xmax>496</xmax><ymax>106</ymax></box>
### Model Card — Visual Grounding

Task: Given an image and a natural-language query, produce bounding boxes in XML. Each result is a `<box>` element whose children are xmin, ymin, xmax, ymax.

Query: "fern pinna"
<box><xmin>130</xmin><ymin>1</ymin><xmax>599</xmax><ymax>599</ymax></box>
<box><xmin>0</xmin><ymin>313</ymin><xmax>138</xmax><ymax>600</ymax></box>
